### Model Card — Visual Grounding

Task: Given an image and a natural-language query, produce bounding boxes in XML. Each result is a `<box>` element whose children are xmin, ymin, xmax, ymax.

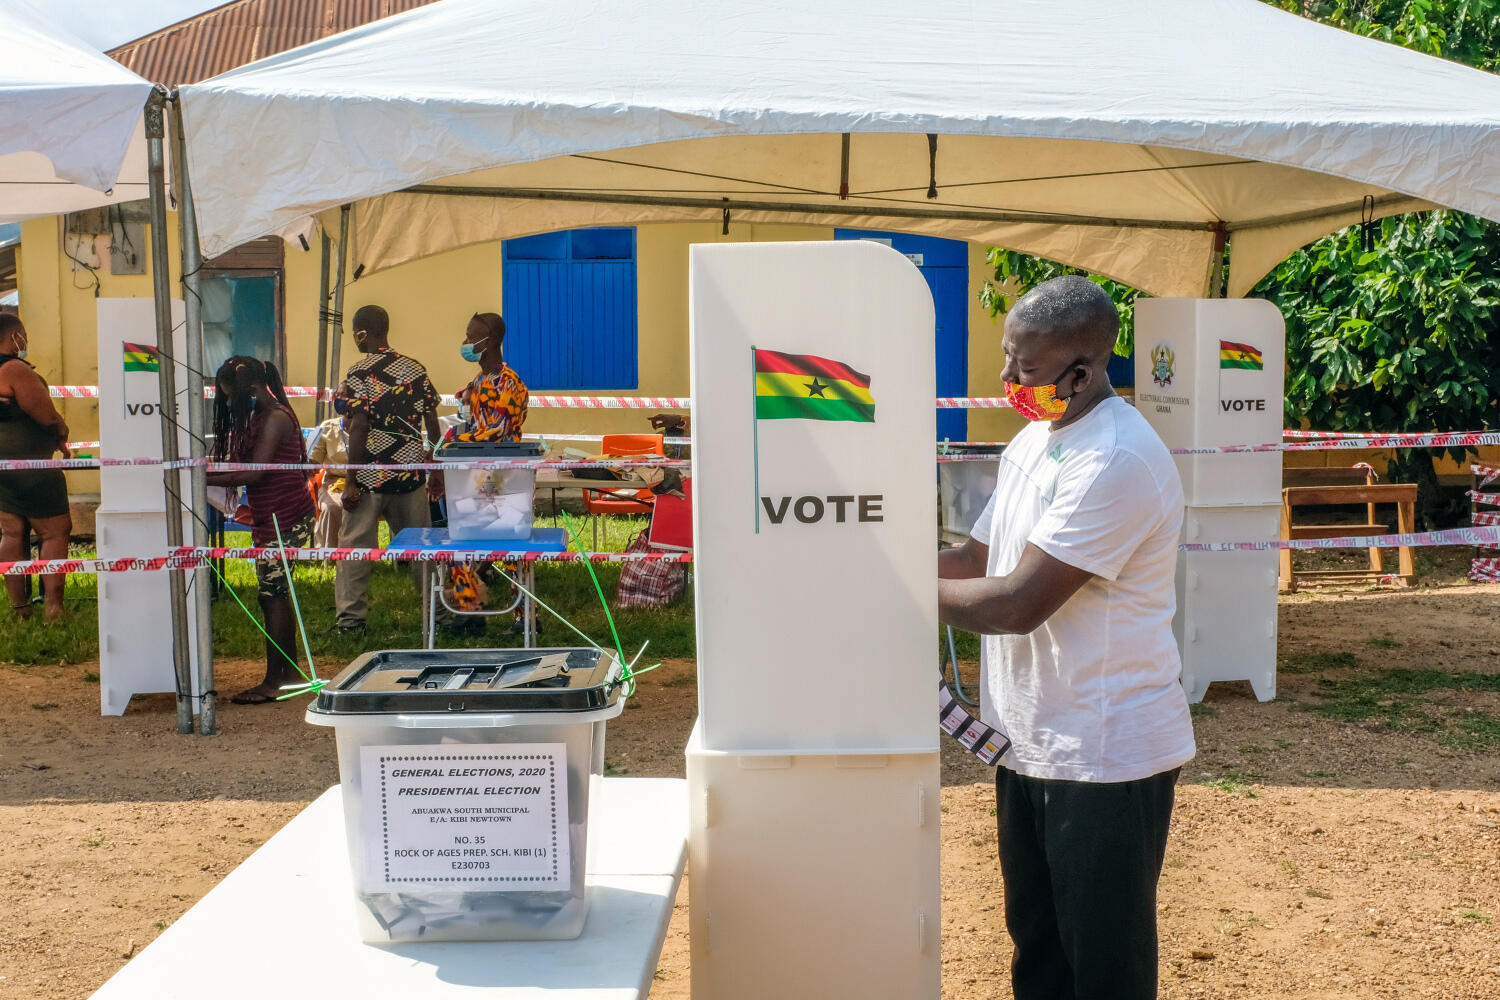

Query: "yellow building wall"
<box><xmin>26</xmin><ymin>211</ymin><xmax>1482</xmax><ymax>505</ymax></box>
<box><xmin>23</xmin><ymin>217</ymin><xmax>1008</xmax><ymax>499</ymax></box>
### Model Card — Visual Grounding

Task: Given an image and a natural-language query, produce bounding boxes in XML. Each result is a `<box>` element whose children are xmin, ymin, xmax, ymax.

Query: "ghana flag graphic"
<box><xmin>753</xmin><ymin>349</ymin><xmax>874</xmax><ymax>422</ymax></box>
<box><xmin>122</xmin><ymin>341</ymin><xmax>159</xmax><ymax>373</ymax></box>
<box><xmin>1219</xmin><ymin>340</ymin><xmax>1263</xmax><ymax>371</ymax></box>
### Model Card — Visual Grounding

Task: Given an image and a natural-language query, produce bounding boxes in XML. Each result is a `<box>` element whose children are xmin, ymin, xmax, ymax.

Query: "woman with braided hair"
<box><xmin>206</xmin><ymin>356</ymin><xmax>316</xmax><ymax>705</ymax></box>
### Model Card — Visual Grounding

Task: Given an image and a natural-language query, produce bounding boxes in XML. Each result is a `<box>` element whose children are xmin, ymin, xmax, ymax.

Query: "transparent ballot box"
<box><xmin>306</xmin><ymin>647</ymin><xmax>624</xmax><ymax>943</ymax></box>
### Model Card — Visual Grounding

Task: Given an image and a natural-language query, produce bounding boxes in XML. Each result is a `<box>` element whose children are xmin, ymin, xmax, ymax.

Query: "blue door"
<box><xmin>835</xmin><ymin>230</ymin><xmax>968</xmax><ymax>441</ymax></box>
<box><xmin>501</xmin><ymin>228</ymin><xmax>638</xmax><ymax>389</ymax></box>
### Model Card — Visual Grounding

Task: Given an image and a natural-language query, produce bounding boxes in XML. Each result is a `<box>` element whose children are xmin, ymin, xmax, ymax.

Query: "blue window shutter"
<box><xmin>572</xmin><ymin>259</ymin><xmax>638</xmax><ymax>389</ymax></box>
<box><xmin>500</xmin><ymin>259</ymin><xmax>571</xmax><ymax>388</ymax></box>
<box><xmin>501</xmin><ymin>227</ymin><xmax>637</xmax><ymax>390</ymax></box>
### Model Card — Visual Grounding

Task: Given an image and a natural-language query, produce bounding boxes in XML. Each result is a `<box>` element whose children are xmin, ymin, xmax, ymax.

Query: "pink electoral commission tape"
<box><xmin>0</xmin><ymin>546</ymin><xmax>694</xmax><ymax>576</ymax></box>
<box><xmin>0</xmin><ymin>456</ymin><xmax>691</xmax><ymax>472</ymax></box>
<box><xmin>6</xmin><ymin>528</ymin><xmax>1499</xmax><ymax>576</ymax></box>
<box><xmin>50</xmin><ymin>385</ymin><xmax>1014</xmax><ymax>410</ymax></box>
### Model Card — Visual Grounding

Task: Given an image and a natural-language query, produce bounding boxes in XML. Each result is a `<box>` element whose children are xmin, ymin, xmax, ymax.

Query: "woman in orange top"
<box><xmin>453</xmin><ymin>312</ymin><xmax>528</xmax><ymax>442</ymax></box>
<box><xmin>446</xmin><ymin>312</ymin><xmax>529</xmax><ymax>619</ymax></box>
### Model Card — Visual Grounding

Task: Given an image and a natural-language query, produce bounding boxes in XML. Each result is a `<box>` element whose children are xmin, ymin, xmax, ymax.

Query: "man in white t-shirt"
<box><xmin>939</xmin><ymin>275</ymin><xmax>1194</xmax><ymax>1000</ymax></box>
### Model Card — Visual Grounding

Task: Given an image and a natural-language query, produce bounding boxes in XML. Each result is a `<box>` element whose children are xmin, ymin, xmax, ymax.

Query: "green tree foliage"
<box><xmin>1255</xmin><ymin>213</ymin><xmax>1500</xmax><ymax>523</ymax></box>
<box><xmin>1263</xmin><ymin>0</ymin><xmax>1500</xmax><ymax>70</ymax></box>
<box><xmin>984</xmin><ymin>0</ymin><xmax>1500</xmax><ymax>525</ymax></box>
<box><xmin>1254</xmin><ymin>0</ymin><xmax>1500</xmax><ymax>524</ymax></box>
<box><xmin>979</xmin><ymin>250</ymin><xmax>1142</xmax><ymax>357</ymax></box>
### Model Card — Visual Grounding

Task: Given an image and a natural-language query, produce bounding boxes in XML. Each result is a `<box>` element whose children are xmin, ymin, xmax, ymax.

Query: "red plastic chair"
<box><xmin>583</xmin><ymin>433</ymin><xmax>665</xmax><ymax>549</ymax></box>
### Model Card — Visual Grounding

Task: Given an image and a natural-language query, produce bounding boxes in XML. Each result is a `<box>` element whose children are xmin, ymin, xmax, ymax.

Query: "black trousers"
<box><xmin>994</xmin><ymin>765</ymin><xmax>1180</xmax><ymax>1000</ymax></box>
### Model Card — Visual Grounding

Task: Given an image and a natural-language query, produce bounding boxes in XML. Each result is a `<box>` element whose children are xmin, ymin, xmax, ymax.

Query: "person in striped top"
<box><xmin>207</xmin><ymin>356</ymin><xmax>316</xmax><ymax>705</ymax></box>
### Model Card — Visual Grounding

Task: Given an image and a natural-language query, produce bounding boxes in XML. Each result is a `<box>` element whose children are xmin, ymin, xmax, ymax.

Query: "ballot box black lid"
<box><xmin>435</xmin><ymin>439</ymin><xmax>546</xmax><ymax>458</ymax></box>
<box><xmin>309</xmin><ymin>647</ymin><xmax>621</xmax><ymax>715</ymax></box>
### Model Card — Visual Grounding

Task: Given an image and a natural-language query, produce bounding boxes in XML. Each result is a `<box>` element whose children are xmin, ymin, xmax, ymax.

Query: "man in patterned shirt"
<box><xmin>333</xmin><ymin>304</ymin><xmax>443</xmax><ymax>633</ymax></box>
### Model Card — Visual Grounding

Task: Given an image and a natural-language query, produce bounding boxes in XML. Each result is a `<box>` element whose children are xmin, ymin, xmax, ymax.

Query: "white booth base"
<box><xmin>1177</xmin><ymin>505</ymin><xmax>1280</xmax><ymax>703</ymax></box>
<box><xmin>96</xmin><ymin>509</ymin><xmax>200</xmax><ymax>716</ymax></box>
<box><xmin>90</xmin><ymin>778</ymin><xmax>687</xmax><ymax>999</ymax></box>
<box><xmin>686</xmin><ymin>723</ymin><xmax>940</xmax><ymax>999</ymax></box>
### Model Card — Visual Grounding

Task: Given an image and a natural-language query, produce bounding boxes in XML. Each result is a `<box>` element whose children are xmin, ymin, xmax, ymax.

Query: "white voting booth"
<box><xmin>687</xmin><ymin>242</ymin><xmax>941</xmax><ymax>999</ymax></box>
<box><xmin>96</xmin><ymin>298</ymin><xmax>201</xmax><ymax>715</ymax></box>
<box><xmin>1135</xmin><ymin>299</ymin><xmax>1286</xmax><ymax>703</ymax></box>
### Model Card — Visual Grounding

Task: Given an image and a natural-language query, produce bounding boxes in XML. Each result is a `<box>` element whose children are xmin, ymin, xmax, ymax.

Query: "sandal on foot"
<box><xmin>230</xmin><ymin>689</ymin><xmax>278</xmax><ymax>705</ymax></box>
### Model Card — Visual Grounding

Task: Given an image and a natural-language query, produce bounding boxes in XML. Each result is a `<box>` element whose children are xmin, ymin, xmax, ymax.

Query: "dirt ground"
<box><xmin>4</xmin><ymin>577</ymin><xmax>1500</xmax><ymax>999</ymax></box>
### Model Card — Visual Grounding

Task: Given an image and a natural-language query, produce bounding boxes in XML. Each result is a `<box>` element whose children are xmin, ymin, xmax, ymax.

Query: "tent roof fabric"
<box><xmin>178</xmin><ymin>0</ymin><xmax>1500</xmax><ymax>297</ymax></box>
<box><xmin>0</xmin><ymin>2</ymin><xmax>155</xmax><ymax>222</ymax></box>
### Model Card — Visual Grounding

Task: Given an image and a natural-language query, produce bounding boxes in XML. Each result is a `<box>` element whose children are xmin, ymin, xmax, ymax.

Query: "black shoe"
<box><xmin>331</xmin><ymin>621</ymin><xmax>367</xmax><ymax>636</ymax></box>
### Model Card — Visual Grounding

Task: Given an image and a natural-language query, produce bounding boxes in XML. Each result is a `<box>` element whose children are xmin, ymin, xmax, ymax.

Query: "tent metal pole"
<box><xmin>1206</xmin><ymin>223</ymin><xmax>1229</xmax><ymax>298</ymax></box>
<box><xmin>313</xmin><ymin>231</ymin><xmax>331</xmax><ymax>425</ymax></box>
<box><xmin>169</xmin><ymin>94</ymin><xmax>217</xmax><ymax>736</ymax></box>
<box><xmin>328</xmin><ymin>206</ymin><xmax>350</xmax><ymax>393</ymax></box>
<box><xmin>403</xmin><ymin>184</ymin><xmax>1220</xmax><ymax>233</ymax></box>
<box><xmin>144</xmin><ymin>85</ymin><xmax>194</xmax><ymax>735</ymax></box>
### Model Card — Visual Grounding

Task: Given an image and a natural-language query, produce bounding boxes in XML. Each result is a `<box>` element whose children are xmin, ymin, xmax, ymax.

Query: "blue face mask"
<box><xmin>460</xmin><ymin>338</ymin><xmax>488</xmax><ymax>363</ymax></box>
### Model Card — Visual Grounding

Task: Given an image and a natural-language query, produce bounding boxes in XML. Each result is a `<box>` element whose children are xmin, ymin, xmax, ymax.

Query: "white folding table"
<box><xmin>91</xmin><ymin>778</ymin><xmax>687</xmax><ymax>999</ymax></box>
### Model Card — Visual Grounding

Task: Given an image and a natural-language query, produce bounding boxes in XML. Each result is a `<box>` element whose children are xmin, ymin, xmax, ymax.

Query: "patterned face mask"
<box><xmin>1004</xmin><ymin>364</ymin><xmax>1079</xmax><ymax>422</ymax></box>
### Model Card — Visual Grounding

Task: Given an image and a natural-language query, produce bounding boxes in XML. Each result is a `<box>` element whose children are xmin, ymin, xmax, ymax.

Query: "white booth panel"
<box><xmin>686</xmin><ymin>724</ymin><xmax>940</xmax><ymax>999</ymax></box>
<box><xmin>689</xmin><ymin>242</ymin><xmax>937</xmax><ymax>754</ymax></box>
<box><xmin>1134</xmin><ymin>298</ymin><xmax>1285</xmax><ymax>507</ymax></box>
<box><xmin>96</xmin><ymin>510</ymin><xmax>201</xmax><ymax>715</ymax></box>
<box><xmin>1176</xmin><ymin>505</ymin><xmax>1280</xmax><ymax>703</ymax></box>
<box><xmin>96</xmin><ymin>297</ymin><xmax>191</xmax><ymax>512</ymax></box>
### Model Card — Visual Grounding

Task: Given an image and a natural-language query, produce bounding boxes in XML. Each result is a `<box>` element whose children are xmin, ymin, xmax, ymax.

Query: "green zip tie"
<box><xmin>272</xmin><ymin>513</ymin><xmax>319</xmax><ymax>684</ymax></box>
<box><xmin>484</xmin><ymin>562</ymin><xmax>642</xmax><ymax>695</ymax></box>
<box><xmin>559</xmin><ymin>510</ymin><xmax>632</xmax><ymax>693</ymax></box>
<box><xmin>200</xmin><ymin>556</ymin><xmax>309</xmax><ymax>684</ymax></box>
<box><xmin>488</xmin><ymin>562</ymin><xmax>612</xmax><ymax>657</ymax></box>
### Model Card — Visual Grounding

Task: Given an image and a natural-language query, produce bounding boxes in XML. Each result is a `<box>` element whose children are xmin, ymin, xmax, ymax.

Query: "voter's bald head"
<box><xmin>1008</xmin><ymin>275</ymin><xmax>1119</xmax><ymax>361</ymax></box>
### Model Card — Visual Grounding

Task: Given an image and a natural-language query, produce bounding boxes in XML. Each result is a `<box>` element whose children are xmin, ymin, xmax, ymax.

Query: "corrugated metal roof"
<box><xmin>107</xmin><ymin>0</ymin><xmax>439</xmax><ymax>87</ymax></box>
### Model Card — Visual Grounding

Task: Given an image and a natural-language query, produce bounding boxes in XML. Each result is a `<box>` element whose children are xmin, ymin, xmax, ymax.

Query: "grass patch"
<box><xmin>1305</xmin><ymin>888</ymin><xmax>1332</xmax><ymax>900</ymax></box>
<box><xmin>0</xmin><ymin>518</ymin><xmax>700</xmax><ymax>680</ymax></box>
<box><xmin>1299</xmin><ymin>668</ymin><xmax>1500</xmax><ymax>748</ymax></box>
<box><xmin>1282</xmin><ymin>651</ymin><xmax>1361</xmax><ymax>675</ymax></box>
<box><xmin>1189</xmin><ymin>703</ymin><xmax>1218</xmax><ymax>719</ymax></box>
<box><xmin>30</xmin><ymin>702</ymin><xmax>58</xmax><ymax>711</ymax></box>
<box><xmin>1437</xmin><ymin>712</ymin><xmax>1500</xmax><ymax>752</ymax></box>
<box><xmin>1304</xmin><ymin>770</ymin><xmax>1338</xmax><ymax>779</ymax></box>
<box><xmin>1457</xmin><ymin>909</ymin><xmax>1492</xmax><ymax>923</ymax></box>
<box><xmin>944</xmin><ymin>629</ymin><xmax>981</xmax><ymax>661</ymax></box>
<box><xmin>1200</xmin><ymin>769</ymin><xmax>1260</xmax><ymax>798</ymax></box>
<box><xmin>1364</xmin><ymin>636</ymin><xmax>1402</xmax><ymax>650</ymax></box>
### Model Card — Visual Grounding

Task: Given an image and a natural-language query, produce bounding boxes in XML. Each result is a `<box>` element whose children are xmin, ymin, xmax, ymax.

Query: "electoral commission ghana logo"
<box><xmin>1150</xmin><ymin>344</ymin><xmax>1175</xmax><ymax>387</ymax></box>
<box><xmin>751</xmin><ymin>348</ymin><xmax>882</xmax><ymax>529</ymax></box>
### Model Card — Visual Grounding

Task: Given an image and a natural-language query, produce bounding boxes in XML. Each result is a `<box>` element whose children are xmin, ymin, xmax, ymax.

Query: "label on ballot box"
<box><xmin>359</xmin><ymin>743</ymin><xmax>572</xmax><ymax>892</ymax></box>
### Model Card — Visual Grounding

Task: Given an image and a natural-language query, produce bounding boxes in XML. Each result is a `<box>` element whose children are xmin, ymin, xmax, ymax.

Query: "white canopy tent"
<box><xmin>0</xmin><ymin>2</ymin><xmax>155</xmax><ymax>223</ymax></box>
<box><xmin>177</xmin><ymin>0</ymin><xmax>1500</xmax><ymax>298</ymax></box>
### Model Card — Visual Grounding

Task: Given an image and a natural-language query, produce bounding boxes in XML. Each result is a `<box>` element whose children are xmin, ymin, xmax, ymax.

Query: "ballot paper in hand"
<box><xmin>939</xmin><ymin>679</ymin><xmax>1009</xmax><ymax>766</ymax></box>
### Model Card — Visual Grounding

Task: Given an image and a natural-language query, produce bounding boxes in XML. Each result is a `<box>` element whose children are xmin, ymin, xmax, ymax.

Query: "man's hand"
<box><xmin>427</xmin><ymin>470</ymin><xmax>445</xmax><ymax>501</ymax></box>
<box><xmin>341</xmin><ymin>483</ymin><xmax>364</xmax><ymax>511</ymax></box>
<box><xmin>939</xmin><ymin>536</ymin><xmax>988</xmax><ymax>580</ymax></box>
<box><xmin>938</xmin><ymin>543</ymin><xmax>1094</xmax><ymax>636</ymax></box>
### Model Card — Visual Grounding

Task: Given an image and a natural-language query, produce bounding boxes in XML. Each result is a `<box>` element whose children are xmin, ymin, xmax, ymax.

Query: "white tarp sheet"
<box><xmin>178</xmin><ymin>0</ymin><xmax>1500</xmax><ymax>296</ymax></box>
<box><xmin>0</xmin><ymin>2</ymin><xmax>155</xmax><ymax>223</ymax></box>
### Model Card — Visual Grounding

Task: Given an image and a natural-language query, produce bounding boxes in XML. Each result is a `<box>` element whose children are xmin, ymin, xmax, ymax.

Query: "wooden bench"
<box><xmin>1279</xmin><ymin>480</ymin><xmax>1416</xmax><ymax>591</ymax></box>
<box><xmin>1283</xmin><ymin>465</ymin><xmax>1379</xmax><ymax>489</ymax></box>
